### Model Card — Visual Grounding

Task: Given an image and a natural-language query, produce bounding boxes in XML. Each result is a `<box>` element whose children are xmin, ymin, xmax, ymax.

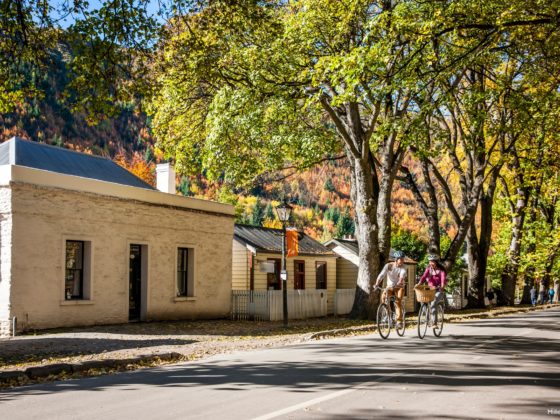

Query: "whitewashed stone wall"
<box><xmin>7</xmin><ymin>182</ymin><xmax>234</xmax><ymax>333</ymax></box>
<box><xmin>0</xmin><ymin>186</ymin><xmax>12</xmax><ymax>335</ymax></box>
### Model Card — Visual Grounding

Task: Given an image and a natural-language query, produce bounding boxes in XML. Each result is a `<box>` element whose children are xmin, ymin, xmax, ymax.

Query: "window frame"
<box><xmin>63</xmin><ymin>238</ymin><xmax>93</xmax><ymax>302</ymax></box>
<box><xmin>315</xmin><ymin>261</ymin><xmax>327</xmax><ymax>290</ymax></box>
<box><xmin>267</xmin><ymin>258</ymin><xmax>282</xmax><ymax>290</ymax></box>
<box><xmin>177</xmin><ymin>247</ymin><xmax>189</xmax><ymax>297</ymax></box>
<box><xmin>175</xmin><ymin>245</ymin><xmax>196</xmax><ymax>299</ymax></box>
<box><xmin>294</xmin><ymin>260</ymin><xmax>305</xmax><ymax>290</ymax></box>
<box><xmin>65</xmin><ymin>240</ymin><xmax>84</xmax><ymax>300</ymax></box>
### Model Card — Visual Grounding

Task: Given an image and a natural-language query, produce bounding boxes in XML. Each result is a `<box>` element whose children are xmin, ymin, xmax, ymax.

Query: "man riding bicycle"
<box><xmin>374</xmin><ymin>251</ymin><xmax>407</xmax><ymax>328</ymax></box>
<box><xmin>418</xmin><ymin>254</ymin><xmax>447</xmax><ymax>327</ymax></box>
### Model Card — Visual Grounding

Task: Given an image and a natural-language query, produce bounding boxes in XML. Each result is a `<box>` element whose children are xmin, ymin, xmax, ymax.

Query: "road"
<box><xmin>1</xmin><ymin>307</ymin><xmax>559</xmax><ymax>419</ymax></box>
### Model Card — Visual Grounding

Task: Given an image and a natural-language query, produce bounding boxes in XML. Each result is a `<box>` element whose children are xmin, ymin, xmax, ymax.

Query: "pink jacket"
<box><xmin>419</xmin><ymin>266</ymin><xmax>447</xmax><ymax>289</ymax></box>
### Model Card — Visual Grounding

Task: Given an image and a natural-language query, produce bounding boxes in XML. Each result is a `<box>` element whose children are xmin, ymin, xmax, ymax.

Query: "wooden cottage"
<box><xmin>232</xmin><ymin>224</ymin><xmax>338</xmax><ymax>315</ymax></box>
<box><xmin>324</xmin><ymin>238</ymin><xmax>418</xmax><ymax>312</ymax></box>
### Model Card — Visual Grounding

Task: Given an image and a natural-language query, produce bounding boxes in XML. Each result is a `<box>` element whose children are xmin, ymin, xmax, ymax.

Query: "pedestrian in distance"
<box><xmin>549</xmin><ymin>287</ymin><xmax>555</xmax><ymax>304</ymax></box>
<box><xmin>530</xmin><ymin>285</ymin><xmax>537</xmax><ymax>306</ymax></box>
<box><xmin>418</xmin><ymin>255</ymin><xmax>447</xmax><ymax>327</ymax></box>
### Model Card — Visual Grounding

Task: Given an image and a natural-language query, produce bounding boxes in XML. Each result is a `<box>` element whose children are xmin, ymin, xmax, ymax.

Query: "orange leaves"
<box><xmin>114</xmin><ymin>152</ymin><xmax>156</xmax><ymax>186</ymax></box>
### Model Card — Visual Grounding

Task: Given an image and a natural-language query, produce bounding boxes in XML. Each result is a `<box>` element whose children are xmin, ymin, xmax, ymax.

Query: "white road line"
<box><xmin>251</xmin><ymin>373</ymin><xmax>403</xmax><ymax>420</ymax></box>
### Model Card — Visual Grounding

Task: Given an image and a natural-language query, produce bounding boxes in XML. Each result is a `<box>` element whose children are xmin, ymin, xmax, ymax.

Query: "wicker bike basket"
<box><xmin>414</xmin><ymin>285</ymin><xmax>436</xmax><ymax>303</ymax></box>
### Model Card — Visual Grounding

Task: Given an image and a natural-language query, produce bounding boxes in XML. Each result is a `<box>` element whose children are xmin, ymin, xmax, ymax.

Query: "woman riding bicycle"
<box><xmin>374</xmin><ymin>251</ymin><xmax>407</xmax><ymax>328</ymax></box>
<box><xmin>418</xmin><ymin>255</ymin><xmax>447</xmax><ymax>327</ymax></box>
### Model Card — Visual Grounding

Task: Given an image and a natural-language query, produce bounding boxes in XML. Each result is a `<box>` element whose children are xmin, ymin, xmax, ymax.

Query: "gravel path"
<box><xmin>0</xmin><ymin>318</ymin><xmax>371</xmax><ymax>371</ymax></box>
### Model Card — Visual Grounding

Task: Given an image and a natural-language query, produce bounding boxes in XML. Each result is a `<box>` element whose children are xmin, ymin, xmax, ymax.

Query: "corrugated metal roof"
<box><xmin>325</xmin><ymin>238</ymin><xmax>359</xmax><ymax>255</ymax></box>
<box><xmin>234</xmin><ymin>224</ymin><xmax>335</xmax><ymax>256</ymax></box>
<box><xmin>0</xmin><ymin>137</ymin><xmax>155</xmax><ymax>190</ymax></box>
<box><xmin>324</xmin><ymin>238</ymin><xmax>417</xmax><ymax>264</ymax></box>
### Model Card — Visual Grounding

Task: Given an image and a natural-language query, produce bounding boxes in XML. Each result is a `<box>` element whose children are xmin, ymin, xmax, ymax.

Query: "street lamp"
<box><xmin>275</xmin><ymin>200</ymin><xmax>293</xmax><ymax>327</ymax></box>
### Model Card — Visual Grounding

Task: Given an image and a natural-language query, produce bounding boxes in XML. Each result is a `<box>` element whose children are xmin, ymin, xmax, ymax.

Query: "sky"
<box><xmin>49</xmin><ymin>0</ymin><xmax>168</xmax><ymax>29</ymax></box>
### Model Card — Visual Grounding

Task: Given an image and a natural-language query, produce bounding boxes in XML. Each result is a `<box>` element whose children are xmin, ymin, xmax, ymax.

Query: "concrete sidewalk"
<box><xmin>0</xmin><ymin>304</ymin><xmax>557</xmax><ymax>387</ymax></box>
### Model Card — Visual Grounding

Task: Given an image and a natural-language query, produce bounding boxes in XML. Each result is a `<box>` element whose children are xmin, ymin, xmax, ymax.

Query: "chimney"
<box><xmin>156</xmin><ymin>163</ymin><xmax>176</xmax><ymax>194</ymax></box>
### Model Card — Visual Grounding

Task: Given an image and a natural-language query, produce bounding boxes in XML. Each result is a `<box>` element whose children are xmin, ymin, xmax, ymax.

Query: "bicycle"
<box><xmin>375</xmin><ymin>286</ymin><xmax>406</xmax><ymax>339</ymax></box>
<box><xmin>414</xmin><ymin>284</ymin><xmax>444</xmax><ymax>339</ymax></box>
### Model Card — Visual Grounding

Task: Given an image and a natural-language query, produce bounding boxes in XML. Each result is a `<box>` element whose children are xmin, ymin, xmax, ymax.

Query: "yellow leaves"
<box><xmin>190</xmin><ymin>183</ymin><xmax>200</xmax><ymax>195</ymax></box>
<box><xmin>263</xmin><ymin>218</ymin><xmax>282</xmax><ymax>229</ymax></box>
<box><xmin>0</xmin><ymin>86</ymin><xmax>26</xmax><ymax>114</ymax></box>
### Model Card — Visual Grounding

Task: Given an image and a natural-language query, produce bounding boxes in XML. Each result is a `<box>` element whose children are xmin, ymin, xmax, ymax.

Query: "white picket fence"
<box><xmin>232</xmin><ymin>290</ymin><xmax>327</xmax><ymax>321</ymax></box>
<box><xmin>334</xmin><ymin>289</ymin><xmax>356</xmax><ymax>316</ymax></box>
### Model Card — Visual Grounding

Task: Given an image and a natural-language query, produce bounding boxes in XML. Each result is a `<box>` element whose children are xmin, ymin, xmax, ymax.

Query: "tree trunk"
<box><xmin>500</xmin><ymin>147</ymin><xmax>529</xmax><ymax>305</ymax></box>
<box><xmin>542</xmin><ymin>252</ymin><xmax>557</xmax><ymax>289</ymax></box>
<box><xmin>466</xmin><ymin>223</ymin><xmax>485</xmax><ymax>308</ymax></box>
<box><xmin>349</xmin><ymin>157</ymin><xmax>381</xmax><ymax>319</ymax></box>
<box><xmin>541</xmin><ymin>195</ymin><xmax>558</xmax><ymax>290</ymax></box>
<box><xmin>376</xmin><ymin>142</ymin><xmax>405</xmax><ymax>263</ymax></box>
<box><xmin>466</xmin><ymin>176</ymin><xmax>496</xmax><ymax>308</ymax></box>
<box><xmin>376</xmin><ymin>176</ymin><xmax>392</xmax><ymax>265</ymax></box>
<box><xmin>520</xmin><ymin>192</ymin><xmax>540</xmax><ymax>304</ymax></box>
<box><xmin>400</xmin><ymin>161</ymin><xmax>441</xmax><ymax>257</ymax></box>
<box><xmin>501</xmin><ymin>196</ymin><xmax>527</xmax><ymax>305</ymax></box>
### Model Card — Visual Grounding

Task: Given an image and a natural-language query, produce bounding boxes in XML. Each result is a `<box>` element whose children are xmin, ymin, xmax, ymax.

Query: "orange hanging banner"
<box><xmin>286</xmin><ymin>228</ymin><xmax>299</xmax><ymax>257</ymax></box>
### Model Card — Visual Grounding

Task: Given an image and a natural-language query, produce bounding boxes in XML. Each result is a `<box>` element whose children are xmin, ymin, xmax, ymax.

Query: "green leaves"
<box><xmin>148</xmin><ymin>1</ymin><xmax>342</xmax><ymax>185</ymax></box>
<box><xmin>0</xmin><ymin>0</ymin><xmax>162</xmax><ymax>118</ymax></box>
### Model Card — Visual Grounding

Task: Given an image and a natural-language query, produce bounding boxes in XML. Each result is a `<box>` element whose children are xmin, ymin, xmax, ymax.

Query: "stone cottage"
<box><xmin>0</xmin><ymin>137</ymin><xmax>234</xmax><ymax>335</ymax></box>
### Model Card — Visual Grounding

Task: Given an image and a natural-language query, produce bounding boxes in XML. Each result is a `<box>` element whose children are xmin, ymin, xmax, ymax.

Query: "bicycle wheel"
<box><xmin>377</xmin><ymin>303</ymin><xmax>391</xmax><ymax>339</ymax></box>
<box><xmin>396</xmin><ymin>309</ymin><xmax>406</xmax><ymax>336</ymax></box>
<box><xmin>433</xmin><ymin>302</ymin><xmax>445</xmax><ymax>337</ymax></box>
<box><xmin>417</xmin><ymin>303</ymin><xmax>429</xmax><ymax>339</ymax></box>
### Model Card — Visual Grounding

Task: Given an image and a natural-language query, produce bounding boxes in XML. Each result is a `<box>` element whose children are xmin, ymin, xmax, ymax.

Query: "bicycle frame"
<box><xmin>376</xmin><ymin>286</ymin><xmax>406</xmax><ymax>339</ymax></box>
<box><xmin>417</xmin><ymin>299</ymin><xmax>445</xmax><ymax>339</ymax></box>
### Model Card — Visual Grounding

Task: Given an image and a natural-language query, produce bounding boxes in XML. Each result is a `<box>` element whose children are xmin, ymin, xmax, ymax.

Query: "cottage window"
<box><xmin>65</xmin><ymin>241</ymin><xmax>85</xmax><ymax>300</ymax></box>
<box><xmin>177</xmin><ymin>247</ymin><xmax>195</xmax><ymax>297</ymax></box>
<box><xmin>316</xmin><ymin>261</ymin><xmax>327</xmax><ymax>290</ymax></box>
<box><xmin>177</xmin><ymin>248</ymin><xmax>188</xmax><ymax>296</ymax></box>
<box><xmin>267</xmin><ymin>259</ymin><xmax>281</xmax><ymax>290</ymax></box>
<box><xmin>294</xmin><ymin>260</ymin><xmax>305</xmax><ymax>290</ymax></box>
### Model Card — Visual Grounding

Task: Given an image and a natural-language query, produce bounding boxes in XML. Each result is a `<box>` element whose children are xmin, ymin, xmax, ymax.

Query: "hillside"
<box><xmin>0</xmin><ymin>46</ymin><xmax>154</xmax><ymax>169</ymax></box>
<box><xmin>177</xmin><ymin>159</ymin><xmax>427</xmax><ymax>243</ymax></box>
<box><xmin>0</xmin><ymin>46</ymin><xmax>427</xmax><ymax>244</ymax></box>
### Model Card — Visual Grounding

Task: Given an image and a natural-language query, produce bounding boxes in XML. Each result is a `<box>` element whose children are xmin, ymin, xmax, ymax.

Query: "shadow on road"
<box><xmin>314</xmin><ymin>395</ymin><xmax>557</xmax><ymax>420</ymax></box>
<box><xmin>456</xmin><ymin>310</ymin><xmax>560</xmax><ymax>332</ymax></box>
<box><xmin>1</xmin><ymin>333</ymin><xmax>558</xmax><ymax>401</ymax></box>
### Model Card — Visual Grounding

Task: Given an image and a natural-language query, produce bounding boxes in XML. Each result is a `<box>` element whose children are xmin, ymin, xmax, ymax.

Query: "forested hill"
<box><xmin>0</xmin><ymin>46</ymin><xmax>154</xmax><ymax>165</ymax></box>
<box><xmin>0</xmin><ymin>46</ymin><xmax>427</xmax><ymax>246</ymax></box>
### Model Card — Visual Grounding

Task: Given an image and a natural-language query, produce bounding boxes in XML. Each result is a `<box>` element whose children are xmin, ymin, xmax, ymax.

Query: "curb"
<box><xmin>0</xmin><ymin>352</ymin><xmax>184</xmax><ymax>385</ymax></box>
